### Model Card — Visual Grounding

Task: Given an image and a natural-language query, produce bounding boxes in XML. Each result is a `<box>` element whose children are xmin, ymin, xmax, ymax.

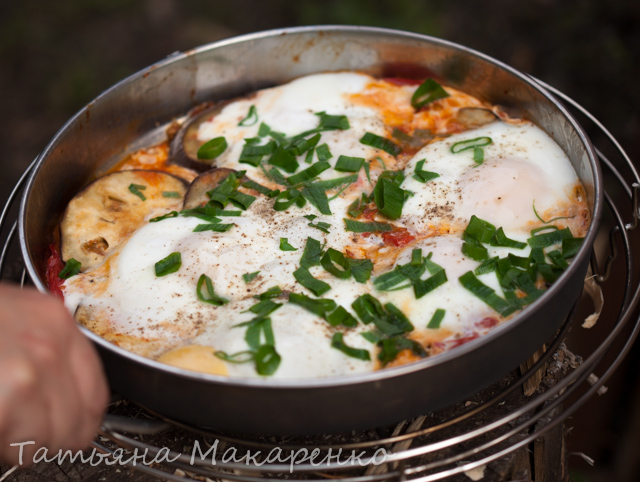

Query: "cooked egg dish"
<box><xmin>57</xmin><ymin>72</ymin><xmax>590</xmax><ymax>379</ymax></box>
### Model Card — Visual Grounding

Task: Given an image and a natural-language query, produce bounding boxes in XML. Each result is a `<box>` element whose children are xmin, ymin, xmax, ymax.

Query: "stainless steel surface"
<box><xmin>17</xmin><ymin>26</ymin><xmax>603</xmax><ymax>434</ymax></box>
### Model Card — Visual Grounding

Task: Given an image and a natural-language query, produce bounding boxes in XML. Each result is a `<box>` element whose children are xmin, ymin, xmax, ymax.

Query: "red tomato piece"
<box><xmin>46</xmin><ymin>243</ymin><xmax>65</xmax><ymax>300</ymax></box>
<box><xmin>382</xmin><ymin>228</ymin><xmax>415</xmax><ymax>248</ymax></box>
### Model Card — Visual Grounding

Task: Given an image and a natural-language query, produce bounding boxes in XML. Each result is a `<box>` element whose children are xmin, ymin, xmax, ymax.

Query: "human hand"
<box><xmin>0</xmin><ymin>283</ymin><xmax>108</xmax><ymax>466</ymax></box>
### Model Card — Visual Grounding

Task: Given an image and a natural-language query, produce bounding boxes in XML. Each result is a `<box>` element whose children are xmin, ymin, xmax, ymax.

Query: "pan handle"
<box><xmin>101</xmin><ymin>413</ymin><xmax>172</xmax><ymax>435</ymax></box>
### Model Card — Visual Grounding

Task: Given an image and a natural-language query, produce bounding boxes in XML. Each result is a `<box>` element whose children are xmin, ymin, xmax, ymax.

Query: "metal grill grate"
<box><xmin>1</xmin><ymin>83</ymin><xmax>639</xmax><ymax>481</ymax></box>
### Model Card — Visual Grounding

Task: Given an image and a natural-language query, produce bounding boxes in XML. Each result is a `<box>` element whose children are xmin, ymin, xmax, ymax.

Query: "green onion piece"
<box><xmin>459</xmin><ymin>271</ymin><xmax>517</xmax><ymax>316</ymax></box>
<box><xmin>128</xmin><ymin>183</ymin><xmax>147</xmax><ymax>201</ymax></box>
<box><xmin>150</xmin><ymin>211</ymin><xmax>179</xmax><ymax>223</ymax></box>
<box><xmin>413</xmin><ymin>269</ymin><xmax>448</xmax><ymax>299</ymax></box>
<box><xmin>162</xmin><ymin>191</ymin><xmax>181</xmax><ymax>198</ymax></box>
<box><xmin>193</xmin><ymin>223</ymin><xmax>234</xmax><ymax>233</ymax></box>
<box><xmin>531</xmin><ymin>225</ymin><xmax>559</xmax><ymax>235</ymax></box>
<box><xmin>205</xmin><ymin>171</ymin><xmax>239</xmax><ymax>208</ymax></box>
<box><xmin>392</xmin><ymin>127</ymin><xmax>414</xmax><ymax>143</ymax></box>
<box><xmin>334</xmin><ymin>155</ymin><xmax>365</xmax><ymax>172</ymax></box>
<box><xmin>243</xmin><ymin>317</ymin><xmax>270</xmax><ymax>349</ymax></box>
<box><xmin>529</xmin><ymin>247</ymin><xmax>546</xmax><ymax>265</ymax></box>
<box><xmin>248</xmin><ymin>300</ymin><xmax>282</xmax><ymax>317</ymax></box>
<box><xmin>238</xmin><ymin>105</ymin><xmax>258</xmax><ymax>126</ymax></box>
<box><xmin>293</xmin><ymin>266</ymin><xmax>331</xmax><ymax>296</ymax></box>
<box><xmin>361</xmin><ymin>330</ymin><xmax>384</xmax><ymax>344</ymax></box>
<box><xmin>316</xmin><ymin>112</ymin><xmax>350</xmax><ymax>130</ymax></box>
<box><xmin>351</xmin><ymin>294</ymin><xmax>386</xmax><ymax>325</ymax></box>
<box><xmin>360</xmin><ymin>132</ymin><xmax>401</xmax><ymax>157</ymax></box>
<box><xmin>286</xmin><ymin>161</ymin><xmax>331</xmax><ymax>186</ymax></box>
<box><xmin>325</xmin><ymin>306</ymin><xmax>358</xmax><ymax>328</ymax></box>
<box><xmin>279</xmin><ymin>238</ymin><xmax>298</xmax><ymax>251</ymax></box>
<box><xmin>214</xmin><ymin>350</ymin><xmax>255</xmax><ymax>364</ymax></box>
<box><xmin>474</xmin><ymin>257</ymin><xmax>498</xmax><ymax>275</ymax></box>
<box><xmin>314</xmin><ymin>174</ymin><xmax>358</xmax><ymax>191</ymax></box>
<box><xmin>364</xmin><ymin>161</ymin><xmax>371</xmax><ymax>183</ymax></box>
<box><xmin>411</xmin><ymin>249</ymin><xmax>422</xmax><ymax>267</ymax></box>
<box><xmin>228</xmin><ymin>191</ymin><xmax>256</xmax><ymax>210</ymax></box>
<box><xmin>331</xmin><ymin>333</ymin><xmax>371</xmax><ymax>361</ymax></box>
<box><xmin>548</xmin><ymin>250</ymin><xmax>569</xmax><ymax>270</ymax></box>
<box><xmin>290</xmin><ymin>133</ymin><xmax>321</xmax><ymax>157</ymax></box>
<box><xmin>411</xmin><ymin>78</ymin><xmax>450</xmax><ymax>109</ymax></box>
<box><xmin>384</xmin><ymin>303</ymin><xmax>414</xmax><ymax>333</ymax></box>
<box><xmin>424</xmin><ymin>252</ymin><xmax>445</xmax><ymax>274</ymax></box>
<box><xmin>239</xmin><ymin>139</ymin><xmax>276</xmax><ymax>167</ymax></box>
<box><xmin>490</xmin><ymin>228</ymin><xmax>527</xmax><ymax>249</ymax></box>
<box><xmin>258</xmin><ymin>122</ymin><xmax>271</xmax><ymax>137</ymax></box>
<box><xmin>532</xmin><ymin>199</ymin><xmax>576</xmax><ymax>224</ymax></box>
<box><xmin>347</xmin><ymin>193</ymin><xmax>369</xmax><ymax>218</ymax></box>
<box><xmin>464</xmin><ymin>215</ymin><xmax>497</xmax><ymax>244</ymax></box>
<box><xmin>302</xmin><ymin>185</ymin><xmax>332</xmax><ymax>215</ymax></box>
<box><xmin>196</xmin><ymin>273</ymin><xmax>229</xmax><ymax>305</ymax></box>
<box><xmin>254</xmin><ymin>345</ymin><xmax>281</xmax><ymax>376</ymax></box>
<box><xmin>321</xmin><ymin>248</ymin><xmax>352</xmax><ymax>279</ymax></box>
<box><xmin>562</xmin><ymin>237</ymin><xmax>583</xmax><ymax>259</ymax></box>
<box><xmin>412</xmin><ymin>159</ymin><xmax>440</xmax><ymax>183</ymax></box>
<box><xmin>450</xmin><ymin>136</ymin><xmax>492</xmax><ymax>154</ymax></box>
<box><xmin>377</xmin><ymin>336</ymin><xmax>426</xmax><ymax>366</ymax></box>
<box><xmin>197</xmin><ymin>137</ymin><xmax>228</xmax><ymax>160</ymax></box>
<box><xmin>300</xmin><ymin>237</ymin><xmax>324</xmax><ymax>269</ymax></box>
<box><xmin>304</xmin><ymin>214</ymin><xmax>317</xmax><ymax>221</ymax></box>
<box><xmin>155</xmin><ymin>252</ymin><xmax>182</xmax><ymax>277</ymax></box>
<box><xmin>528</xmin><ymin>227</ymin><xmax>573</xmax><ymax>248</ymax></box>
<box><xmin>243</xmin><ymin>271</ymin><xmax>260</xmax><ymax>283</ymax></box>
<box><xmin>273</xmin><ymin>188</ymin><xmax>303</xmax><ymax>211</ymax></box>
<box><xmin>242</xmin><ymin>180</ymin><xmax>279</xmax><ymax>198</ymax></box>
<box><xmin>427</xmin><ymin>309</ymin><xmax>446</xmax><ymax>329</ymax></box>
<box><xmin>255</xmin><ymin>286</ymin><xmax>283</xmax><ymax>300</ymax></box>
<box><xmin>348</xmin><ymin>258</ymin><xmax>374</xmax><ymax>283</ymax></box>
<box><xmin>309</xmin><ymin>221</ymin><xmax>331</xmax><ymax>233</ymax></box>
<box><xmin>316</xmin><ymin>143</ymin><xmax>332</xmax><ymax>161</ymax></box>
<box><xmin>59</xmin><ymin>258</ymin><xmax>81</xmax><ymax>279</ymax></box>
<box><xmin>304</xmin><ymin>148</ymin><xmax>315</xmax><ymax>164</ymax></box>
<box><xmin>288</xmin><ymin>292</ymin><xmax>337</xmax><ymax>317</ymax></box>
<box><xmin>373</xmin><ymin>268</ymin><xmax>408</xmax><ymax>291</ymax></box>
<box><xmin>462</xmin><ymin>242</ymin><xmax>489</xmax><ymax>261</ymax></box>
<box><xmin>268</xmin><ymin>146</ymin><xmax>299</xmax><ymax>173</ymax></box>
<box><xmin>344</xmin><ymin>219</ymin><xmax>392</xmax><ymax>233</ymax></box>
<box><xmin>473</xmin><ymin>147</ymin><xmax>485</xmax><ymax>166</ymax></box>
<box><xmin>374</xmin><ymin>178</ymin><xmax>406</xmax><ymax>220</ymax></box>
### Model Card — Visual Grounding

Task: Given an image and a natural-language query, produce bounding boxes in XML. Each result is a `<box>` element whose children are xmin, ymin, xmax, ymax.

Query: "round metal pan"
<box><xmin>19</xmin><ymin>26</ymin><xmax>602</xmax><ymax>434</ymax></box>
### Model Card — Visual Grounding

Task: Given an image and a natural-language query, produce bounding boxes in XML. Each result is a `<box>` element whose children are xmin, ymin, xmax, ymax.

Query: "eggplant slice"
<box><xmin>456</xmin><ymin>107</ymin><xmax>499</xmax><ymax>128</ymax></box>
<box><xmin>60</xmin><ymin>170</ymin><xmax>187</xmax><ymax>270</ymax></box>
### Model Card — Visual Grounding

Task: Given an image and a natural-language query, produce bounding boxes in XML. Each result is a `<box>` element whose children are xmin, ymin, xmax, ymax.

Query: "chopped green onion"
<box><xmin>462</xmin><ymin>242</ymin><xmax>489</xmax><ymax>261</ymax></box>
<box><xmin>228</xmin><ymin>191</ymin><xmax>256</xmax><ymax>210</ymax></box>
<box><xmin>150</xmin><ymin>211</ymin><xmax>179</xmax><ymax>223</ymax></box>
<box><xmin>377</xmin><ymin>336</ymin><xmax>426</xmax><ymax>366</ymax></box>
<box><xmin>59</xmin><ymin>258</ymin><xmax>81</xmax><ymax>279</ymax></box>
<box><xmin>411</xmin><ymin>78</ymin><xmax>449</xmax><ymax>109</ymax></box>
<box><xmin>239</xmin><ymin>139</ymin><xmax>276</xmax><ymax>167</ymax></box>
<box><xmin>374</xmin><ymin>178</ymin><xmax>405</xmax><ymax>220</ymax></box>
<box><xmin>533</xmin><ymin>199</ymin><xmax>576</xmax><ymax>224</ymax></box>
<box><xmin>427</xmin><ymin>309</ymin><xmax>446</xmax><ymax>329</ymax></box>
<box><xmin>528</xmin><ymin>227</ymin><xmax>573</xmax><ymax>248</ymax></box>
<box><xmin>351</xmin><ymin>295</ymin><xmax>413</xmax><ymax>336</ymax></box>
<box><xmin>214</xmin><ymin>350</ymin><xmax>255</xmax><ymax>364</ymax></box>
<box><xmin>562</xmin><ymin>237</ymin><xmax>583</xmax><ymax>259</ymax></box>
<box><xmin>255</xmin><ymin>286</ymin><xmax>283</xmax><ymax>300</ymax></box>
<box><xmin>473</xmin><ymin>147</ymin><xmax>484</xmax><ymax>166</ymax></box>
<box><xmin>459</xmin><ymin>271</ymin><xmax>517</xmax><ymax>316</ymax></box>
<box><xmin>413</xmin><ymin>269</ymin><xmax>448</xmax><ymax>299</ymax></box>
<box><xmin>286</xmin><ymin>161</ymin><xmax>330</xmax><ymax>186</ymax></box>
<box><xmin>361</xmin><ymin>330</ymin><xmax>384</xmax><ymax>344</ymax></box>
<box><xmin>290</xmin><ymin>133</ymin><xmax>321</xmax><ymax>157</ymax></box>
<box><xmin>334</xmin><ymin>155</ymin><xmax>365</xmax><ymax>172</ymax></box>
<box><xmin>304</xmin><ymin>214</ymin><xmax>317</xmax><ymax>221</ymax></box>
<box><xmin>197</xmin><ymin>137</ymin><xmax>228</xmax><ymax>160</ymax></box>
<box><xmin>155</xmin><ymin>252</ymin><xmax>181</xmax><ymax>277</ymax></box>
<box><xmin>254</xmin><ymin>344</ymin><xmax>281</xmax><ymax>376</ymax></box>
<box><xmin>293</xmin><ymin>266</ymin><xmax>331</xmax><ymax>296</ymax></box>
<box><xmin>450</xmin><ymin>136</ymin><xmax>492</xmax><ymax>154</ymax></box>
<box><xmin>474</xmin><ymin>257</ymin><xmax>498</xmax><ymax>275</ymax></box>
<box><xmin>347</xmin><ymin>193</ymin><xmax>369</xmax><ymax>218</ymax></box>
<box><xmin>268</xmin><ymin>146</ymin><xmax>299</xmax><ymax>173</ymax></box>
<box><xmin>348</xmin><ymin>258</ymin><xmax>374</xmax><ymax>283</ymax></box>
<box><xmin>196</xmin><ymin>273</ymin><xmax>229</xmax><ymax>305</ymax></box>
<box><xmin>490</xmin><ymin>228</ymin><xmax>527</xmax><ymax>249</ymax></box>
<box><xmin>360</xmin><ymin>132</ymin><xmax>401</xmax><ymax>157</ymax></box>
<box><xmin>411</xmin><ymin>249</ymin><xmax>422</xmax><ymax>267</ymax></box>
<box><xmin>242</xmin><ymin>180</ymin><xmax>280</xmax><ymax>198</ymax></box>
<box><xmin>315</xmin><ymin>143</ymin><xmax>332</xmax><ymax>161</ymax></box>
<box><xmin>193</xmin><ymin>223</ymin><xmax>234</xmax><ymax>232</ymax></box>
<box><xmin>162</xmin><ymin>191</ymin><xmax>181</xmax><ymax>198</ymax></box>
<box><xmin>464</xmin><ymin>215</ymin><xmax>496</xmax><ymax>244</ymax></box>
<box><xmin>302</xmin><ymin>185</ymin><xmax>332</xmax><ymax>215</ymax></box>
<box><xmin>243</xmin><ymin>271</ymin><xmax>260</xmax><ymax>283</ymax></box>
<box><xmin>392</xmin><ymin>128</ymin><xmax>414</xmax><ymax>144</ymax></box>
<box><xmin>548</xmin><ymin>250</ymin><xmax>569</xmax><ymax>270</ymax></box>
<box><xmin>128</xmin><ymin>183</ymin><xmax>147</xmax><ymax>201</ymax></box>
<box><xmin>288</xmin><ymin>292</ymin><xmax>337</xmax><ymax>318</ymax></box>
<box><xmin>412</xmin><ymin>159</ymin><xmax>440</xmax><ymax>183</ymax></box>
<box><xmin>273</xmin><ymin>188</ymin><xmax>305</xmax><ymax>211</ymax></box>
<box><xmin>300</xmin><ymin>237</ymin><xmax>324</xmax><ymax>269</ymax></box>
<box><xmin>326</xmin><ymin>306</ymin><xmax>358</xmax><ymax>328</ymax></box>
<box><xmin>248</xmin><ymin>300</ymin><xmax>281</xmax><ymax>317</ymax></box>
<box><xmin>258</xmin><ymin>122</ymin><xmax>271</xmax><ymax>137</ymax></box>
<box><xmin>331</xmin><ymin>333</ymin><xmax>371</xmax><ymax>361</ymax></box>
<box><xmin>344</xmin><ymin>219</ymin><xmax>392</xmax><ymax>233</ymax></box>
<box><xmin>316</xmin><ymin>112</ymin><xmax>350</xmax><ymax>130</ymax></box>
<box><xmin>279</xmin><ymin>238</ymin><xmax>297</xmax><ymax>251</ymax></box>
<box><xmin>364</xmin><ymin>161</ymin><xmax>371</xmax><ymax>183</ymax></box>
<box><xmin>321</xmin><ymin>249</ymin><xmax>351</xmax><ymax>279</ymax></box>
<box><xmin>314</xmin><ymin>174</ymin><xmax>358</xmax><ymax>191</ymax></box>
<box><xmin>238</xmin><ymin>105</ymin><xmax>258</xmax><ymax>126</ymax></box>
<box><xmin>308</xmin><ymin>221</ymin><xmax>331</xmax><ymax>233</ymax></box>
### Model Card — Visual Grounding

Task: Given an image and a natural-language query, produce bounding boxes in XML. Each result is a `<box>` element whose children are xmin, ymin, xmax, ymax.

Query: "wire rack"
<box><xmin>1</xmin><ymin>83</ymin><xmax>639</xmax><ymax>482</ymax></box>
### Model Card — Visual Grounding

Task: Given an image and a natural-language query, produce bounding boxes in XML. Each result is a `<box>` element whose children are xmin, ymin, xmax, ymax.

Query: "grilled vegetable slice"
<box><xmin>183</xmin><ymin>168</ymin><xmax>245</xmax><ymax>209</ymax></box>
<box><xmin>456</xmin><ymin>107</ymin><xmax>498</xmax><ymax>129</ymax></box>
<box><xmin>60</xmin><ymin>170</ymin><xmax>186</xmax><ymax>270</ymax></box>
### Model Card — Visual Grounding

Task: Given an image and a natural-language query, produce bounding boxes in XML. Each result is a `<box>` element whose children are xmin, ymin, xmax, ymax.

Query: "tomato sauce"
<box><xmin>46</xmin><ymin>244</ymin><xmax>65</xmax><ymax>300</ymax></box>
